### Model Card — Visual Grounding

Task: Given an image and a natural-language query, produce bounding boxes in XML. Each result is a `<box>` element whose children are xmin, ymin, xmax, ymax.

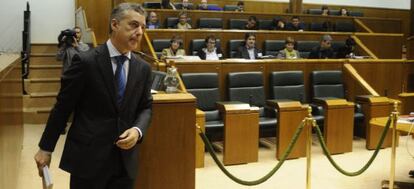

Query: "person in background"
<box><xmin>270</xmin><ymin>17</ymin><xmax>286</xmax><ymax>30</ymax></box>
<box><xmin>245</xmin><ymin>16</ymin><xmax>257</xmax><ymax>30</ymax></box>
<box><xmin>198</xmin><ymin>35</ymin><xmax>223</xmax><ymax>60</ymax></box>
<box><xmin>321</xmin><ymin>5</ymin><xmax>329</xmax><ymax>16</ymax></box>
<box><xmin>336</xmin><ymin>37</ymin><xmax>356</xmax><ymax>58</ymax></box>
<box><xmin>308</xmin><ymin>34</ymin><xmax>334</xmax><ymax>59</ymax></box>
<box><xmin>176</xmin><ymin>11</ymin><xmax>192</xmax><ymax>29</ymax></box>
<box><xmin>146</xmin><ymin>11</ymin><xmax>160</xmax><ymax>29</ymax></box>
<box><xmin>277</xmin><ymin>37</ymin><xmax>300</xmax><ymax>59</ymax></box>
<box><xmin>286</xmin><ymin>16</ymin><xmax>305</xmax><ymax>31</ymax></box>
<box><xmin>235</xmin><ymin>1</ymin><xmax>244</xmax><ymax>12</ymax></box>
<box><xmin>198</xmin><ymin>0</ymin><xmax>208</xmax><ymax>10</ymax></box>
<box><xmin>161</xmin><ymin>35</ymin><xmax>186</xmax><ymax>59</ymax></box>
<box><xmin>339</xmin><ymin>8</ymin><xmax>349</xmax><ymax>16</ymax></box>
<box><xmin>162</xmin><ymin>0</ymin><xmax>171</xmax><ymax>9</ymax></box>
<box><xmin>236</xmin><ymin>33</ymin><xmax>262</xmax><ymax>59</ymax></box>
<box><xmin>182</xmin><ymin>0</ymin><xmax>193</xmax><ymax>10</ymax></box>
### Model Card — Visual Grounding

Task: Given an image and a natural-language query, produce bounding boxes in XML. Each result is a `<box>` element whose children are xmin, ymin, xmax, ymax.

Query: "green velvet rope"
<box><xmin>314</xmin><ymin>115</ymin><xmax>392</xmax><ymax>176</ymax></box>
<box><xmin>199</xmin><ymin>120</ymin><xmax>306</xmax><ymax>186</ymax></box>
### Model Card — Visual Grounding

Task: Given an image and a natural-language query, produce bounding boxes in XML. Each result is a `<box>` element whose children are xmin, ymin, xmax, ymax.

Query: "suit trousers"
<box><xmin>70</xmin><ymin>146</ymin><xmax>134</xmax><ymax>189</ymax></box>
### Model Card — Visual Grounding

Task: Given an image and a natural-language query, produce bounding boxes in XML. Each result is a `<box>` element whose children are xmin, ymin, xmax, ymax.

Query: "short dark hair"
<box><xmin>205</xmin><ymin>35</ymin><xmax>216</xmax><ymax>43</ymax></box>
<box><xmin>109</xmin><ymin>3</ymin><xmax>146</xmax><ymax>34</ymax></box>
<box><xmin>244</xmin><ymin>33</ymin><xmax>256</xmax><ymax>41</ymax></box>
<box><xmin>237</xmin><ymin>1</ymin><xmax>244</xmax><ymax>6</ymax></box>
<box><xmin>248</xmin><ymin>16</ymin><xmax>257</xmax><ymax>22</ymax></box>
<box><xmin>178</xmin><ymin>11</ymin><xmax>187</xmax><ymax>18</ymax></box>
<box><xmin>170</xmin><ymin>35</ymin><xmax>183</xmax><ymax>46</ymax></box>
<box><xmin>285</xmin><ymin>37</ymin><xmax>295</xmax><ymax>45</ymax></box>
<box><xmin>291</xmin><ymin>16</ymin><xmax>300</xmax><ymax>20</ymax></box>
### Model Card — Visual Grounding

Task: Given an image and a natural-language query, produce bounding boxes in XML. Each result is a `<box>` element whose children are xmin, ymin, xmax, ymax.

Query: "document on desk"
<box><xmin>42</xmin><ymin>166</ymin><xmax>53</xmax><ymax>189</ymax></box>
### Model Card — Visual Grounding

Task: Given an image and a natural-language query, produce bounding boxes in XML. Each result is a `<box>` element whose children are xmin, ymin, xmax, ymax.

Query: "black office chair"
<box><xmin>334</xmin><ymin>21</ymin><xmax>355</xmax><ymax>32</ymax></box>
<box><xmin>190</xmin><ymin>39</ymin><xmax>221</xmax><ymax>56</ymax></box>
<box><xmin>143</xmin><ymin>2</ymin><xmax>162</xmax><ymax>9</ymax></box>
<box><xmin>331</xmin><ymin>41</ymin><xmax>346</xmax><ymax>57</ymax></box>
<box><xmin>227</xmin><ymin>72</ymin><xmax>277</xmax><ymax>138</ymax></box>
<box><xmin>152</xmin><ymin>39</ymin><xmax>171</xmax><ymax>59</ymax></box>
<box><xmin>308</xmin><ymin>9</ymin><xmax>323</xmax><ymax>15</ymax></box>
<box><xmin>310</xmin><ymin>22</ymin><xmax>325</xmax><ymax>31</ymax></box>
<box><xmin>311</xmin><ymin>70</ymin><xmax>364</xmax><ymax>130</ymax></box>
<box><xmin>228</xmin><ymin>19</ymin><xmax>247</xmax><ymax>29</ymax></box>
<box><xmin>223</xmin><ymin>5</ymin><xmax>238</xmax><ymax>11</ymax></box>
<box><xmin>329</xmin><ymin>10</ymin><xmax>340</xmax><ymax>16</ymax></box>
<box><xmin>269</xmin><ymin>71</ymin><xmax>324</xmax><ymax>126</ymax></box>
<box><xmin>257</xmin><ymin>19</ymin><xmax>273</xmax><ymax>30</ymax></box>
<box><xmin>349</xmin><ymin>11</ymin><xmax>363</xmax><ymax>17</ymax></box>
<box><xmin>228</xmin><ymin>39</ymin><xmax>244</xmax><ymax>58</ymax></box>
<box><xmin>181</xmin><ymin>73</ymin><xmax>224</xmax><ymax>141</ymax></box>
<box><xmin>173</xmin><ymin>2</ymin><xmax>194</xmax><ymax>9</ymax></box>
<box><xmin>297</xmin><ymin>41</ymin><xmax>319</xmax><ymax>58</ymax></box>
<box><xmin>264</xmin><ymin>40</ymin><xmax>285</xmax><ymax>56</ymax></box>
<box><xmin>198</xmin><ymin>18</ymin><xmax>223</xmax><ymax>29</ymax></box>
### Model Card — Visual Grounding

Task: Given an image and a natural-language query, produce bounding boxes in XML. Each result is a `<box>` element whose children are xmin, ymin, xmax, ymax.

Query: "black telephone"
<box><xmin>151</xmin><ymin>70</ymin><xmax>166</xmax><ymax>91</ymax></box>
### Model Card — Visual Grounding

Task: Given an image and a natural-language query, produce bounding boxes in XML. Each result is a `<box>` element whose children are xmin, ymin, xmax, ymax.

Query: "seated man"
<box><xmin>198</xmin><ymin>35</ymin><xmax>223</xmax><ymax>60</ymax></box>
<box><xmin>271</xmin><ymin>17</ymin><xmax>286</xmax><ymax>31</ymax></box>
<box><xmin>245</xmin><ymin>16</ymin><xmax>258</xmax><ymax>30</ymax></box>
<box><xmin>308</xmin><ymin>35</ymin><xmax>334</xmax><ymax>59</ymax></box>
<box><xmin>286</xmin><ymin>16</ymin><xmax>305</xmax><ymax>31</ymax></box>
<box><xmin>277</xmin><ymin>37</ymin><xmax>300</xmax><ymax>59</ymax></box>
<box><xmin>176</xmin><ymin>11</ymin><xmax>192</xmax><ymax>29</ymax></box>
<box><xmin>146</xmin><ymin>11</ymin><xmax>160</xmax><ymax>29</ymax></box>
<box><xmin>161</xmin><ymin>35</ymin><xmax>186</xmax><ymax>60</ymax></box>
<box><xmin>236</xmin><ymin>33</ymin><xmax>262</xmax><ymax>60</ymax></box>
<box><xmin>235</xmin><ymin>1</ymin><xmax>244</xmax><ymax>12</ymax></box>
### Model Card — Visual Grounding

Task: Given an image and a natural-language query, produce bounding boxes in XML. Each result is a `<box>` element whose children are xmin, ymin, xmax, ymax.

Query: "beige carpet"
<box><xmin>18</xmin><ymin>124</ymin><xmax>414</xmax><ymax>189</ymax></box>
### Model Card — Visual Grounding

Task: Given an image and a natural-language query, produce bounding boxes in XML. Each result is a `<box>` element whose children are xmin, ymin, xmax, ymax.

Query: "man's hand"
<box><xmin>34</xmin><ymin>149</ymin><xmax>52</xmax><ymax>177</ymax></box>
<box><xmin>72</xmin><ymin>37</ymin><xmax>79</xmax><ymax>47</ymax></box>
<box><xmin>116</xmin><ymin>128</ymin><xmax>140</xmax><ymax>150</ymax></box>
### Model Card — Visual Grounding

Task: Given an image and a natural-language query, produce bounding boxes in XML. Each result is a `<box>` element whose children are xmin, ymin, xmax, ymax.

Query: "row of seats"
<box><xmin>143</xmin><ymin>2</ymin><xmax>245</xmax><ymax>11</ymax></box>
<box><xmin>306</xmin><ymin>9</ymin><xmax>364</xmax><ymax>17</ymax></box>
<box><xmin>179</xmin><ymin>70</ymin><xmax>364</xmax><ymax>141</ymax></box>
<box><xmin>152</xmin><ymin>39</ymin><xmax>348</xmax><ymax>59</ymax></box>
<box><xmin>162</xmin><ymin>17</ymin><xmax>355</xmax><ymax>32</ymax></box>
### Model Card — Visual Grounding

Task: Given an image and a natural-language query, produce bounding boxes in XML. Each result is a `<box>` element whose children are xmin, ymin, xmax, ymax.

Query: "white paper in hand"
<box><xmin>42</xmin><ymin>166</ymin><xmax>53</xmax><ymax>189</ymax></box>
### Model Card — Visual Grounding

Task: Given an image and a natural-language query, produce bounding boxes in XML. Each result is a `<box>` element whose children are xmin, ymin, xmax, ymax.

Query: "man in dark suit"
<box><xmin>236</xmin><ymin>33</ymin><xmax>262</xmax><ymax>60</ymax></box>
<box><xmin>34</xmin><ymin>3</ymin><xmax>152</xmax><ymax>189</ymax></box>
<box><xmin>308</xmin><ymin>34</ymin><xmax>334</xmax><ymax>59</ymax></box>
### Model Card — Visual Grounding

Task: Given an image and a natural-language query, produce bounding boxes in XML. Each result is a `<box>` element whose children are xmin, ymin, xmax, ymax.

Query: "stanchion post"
<box><xmin>389</xmin><ymin>102</ymin><xmax>399</xmax><ymax>189</ymax></box>
<box><xmin>306</xmin><ymin>107</ymin><xmax>313</xmax><ymax>189</ymax></box>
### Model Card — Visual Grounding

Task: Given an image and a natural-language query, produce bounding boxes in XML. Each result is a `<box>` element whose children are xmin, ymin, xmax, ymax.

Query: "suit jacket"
<box><xmin>236</xmin><ymin>46</ymin><xmax>262</xmax><ymax>59</ymax></box>
<box><xmin>308</xmin><ymin>46</ymin><xmax>334</xmax><ymax>59</ymax></box>
<box><xmin>276</xmin><ymin>49</ymin><xmax>301</xmax><ymax>59</ymax></box>
<box><xmin>197</xmin><ymin>47</ymin><xmax>223</xmax><ymax>60</ymax></box>
<box><xmin>39</xmin><ymin>44</ymin><xmax>153</xmax><ymax>179</ymax></box>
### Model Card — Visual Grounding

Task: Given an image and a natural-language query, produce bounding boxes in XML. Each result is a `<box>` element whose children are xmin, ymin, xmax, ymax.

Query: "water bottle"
<box><xmin>163</xmin><ymin>66</ymin><xmax>179</xmax><ymax>93</ymax></box>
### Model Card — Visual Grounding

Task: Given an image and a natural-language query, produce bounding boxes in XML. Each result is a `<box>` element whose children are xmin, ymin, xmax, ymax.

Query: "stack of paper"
<box><xmin>42</xmin><ymin>166</ymin><xmax>53</xmax><ymax>189</ymax></box>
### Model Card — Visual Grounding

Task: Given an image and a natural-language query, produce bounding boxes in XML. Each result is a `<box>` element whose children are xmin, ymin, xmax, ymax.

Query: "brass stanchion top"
<box><xmin>307</xmin><ymin>106</ymin><xmax>312</xmax><ymax>118</ymax></box>
<box><xmin>393</xmin><ymin>101</ymin><xmax>399</xmax><ymax>113</ymax></box>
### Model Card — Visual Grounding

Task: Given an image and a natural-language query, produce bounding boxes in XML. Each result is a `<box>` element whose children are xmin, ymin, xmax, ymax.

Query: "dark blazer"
<box><xmin>236</xmin><ymin>46</ymin><xmax>262</xmax><ymax>59</ymax></box>
<box><xmin>39</xmin><ymin>44</ymin><xmax>153</xmax><ymax>179</ymax></box>
<box><xmin>197</xmin><ymin>47</ymin><xmax>224</xmax><ymax>60</ymax></box>
<box><xmin>308</xmin><ymin>46</ymin><xmax>334</xmax><ymax>59</ymax></box>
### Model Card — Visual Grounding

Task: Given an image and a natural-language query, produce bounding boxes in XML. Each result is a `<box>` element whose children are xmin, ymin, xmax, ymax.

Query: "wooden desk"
<box><xmin>371</xmin><ymin>117</ymin><xmax>411</xmax><ymax>133</ymax></box>
<box><xmin>136</xmin><ymin>93</ymin><xmax>196</xmax><ymax>189</ymax></box>
<box><xmin>217</xmin><ymin>102</ymin><xmax>259</xmax><ymax>165</ymax></box>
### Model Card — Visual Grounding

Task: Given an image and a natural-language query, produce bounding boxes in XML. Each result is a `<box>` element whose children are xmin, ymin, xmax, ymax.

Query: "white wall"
<box><xmin>0</xmin><ymin>0</ymin><xmax>75</xmax><ymax>53</ymax></box>
<box><xmin>304</xmin><ymin>0</ymin><xmax>410</xmax><ymax>10</ymax></box>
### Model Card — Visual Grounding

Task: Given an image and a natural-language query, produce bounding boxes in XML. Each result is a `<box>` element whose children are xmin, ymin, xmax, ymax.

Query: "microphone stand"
<box><xmin>133</xmin><ymin>50</ymin><xmax>161</xmax><ymax>71</ymax></box>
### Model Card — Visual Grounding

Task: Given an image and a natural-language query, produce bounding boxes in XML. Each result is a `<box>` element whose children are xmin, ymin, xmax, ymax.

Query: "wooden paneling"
<box><xmin>0</xmin><ymin>55</ymin><xmax>23</xmax><ymax>189</ymax></box>
<box><xmin>355</xmin><ymin>33</ymin><xmax>403</xmax><ymax>59</ymax></box>
<box><xmin>136</xmin><ymin>93</ymin><xmax>196</xmax><ymax>189</ymax></box>
<box><xmin>76</xmin><ymin>0</ymin><xmax>112</xmax><ymax>43</ymax></box>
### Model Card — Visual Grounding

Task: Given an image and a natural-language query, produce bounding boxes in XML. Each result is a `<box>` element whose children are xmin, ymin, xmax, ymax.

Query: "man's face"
<box><xmin>246</xmin><ymin>36</ymin><xmax>256</xmax><ymax>48</ymax></box>
<box><xmin>321</xmin><ymin>40</ymin><xmax>331</xmax><ymax>49</ymax></box>
<box><xmin>149</xmin><ymin>12</ymin><xmax>158</xmax><ymax>23</ymax></box>
<box><xmin>206</xmin><ymin>38</ymin><xmax>216</xmax><ymax>51</ymax></box>
<box><xmin>111</xmin><ymin>10</ymin><xmax>146</xmax><ymax>53</ymax></box>
<box><xmin>292</xmin><ymin>18</ymin><xmax>299</xmax><ymax>26</ymax></box>
<box><xmin>247</xmin><ymin>19</ymin><xmax>256</xmax><ymax>29</ymax></box>
<box><xmin>74</xmin><ymin>28</ymin><xmax>81</xmax><ymax>41</ymax></box>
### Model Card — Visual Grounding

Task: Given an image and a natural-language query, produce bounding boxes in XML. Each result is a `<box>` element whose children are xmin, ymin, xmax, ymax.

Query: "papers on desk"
<box><xmin>397</xmin><ymin>116</ymin><xmax>414</xmax><ymax>124</ymax></box>
<box><xmin>151</xmin><ymin>89</ymin><xmax>158</xmax><ymax>94</ymax></box>
<box><xmin>42</xmin><ymin>166</ymin><xmax>53</xmax><ymax>189</ymax></box>
<box><xmin>166</xmin><ymin>56</ymin><xmax>201</xmax><ymax>61</ymax></box>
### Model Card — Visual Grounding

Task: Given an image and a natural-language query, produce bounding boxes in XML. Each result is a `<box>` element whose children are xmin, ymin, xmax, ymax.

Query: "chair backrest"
<box><xmin>257</xmin><ymin>19</ymin><xmax>273</xmax><ymax>30</ymax></box>
<box><xmin>269</xmin><ymin>71</ymin><xmax>305</xmax><ymax>102</ymax></box>
<box><xmin>143</xmin><ymin>2</ymin><xmax>162</xmax><ymax>9</ymax></box>
<box><xmin>329</xmin><ymin>10</ymin><xmax>340</xmax><ymax>15</ymax></box>
<box><xmin>173</xmin><ymin>3</ymin><xmax>194</xmax><ymax>9</ymax></box>
<box><xmin>227</xmin><ymin>72</ymin><xmax>265</xmax><ymax>108</ymax></box>
<box><xmin>224</xmin><ymin>5</ymin><xmax>238</xmax><ymax>11</ymax></box>
<box><xmin>228</xmin><ymin>39</ymin><xmax>244</xmax><ymax>58</ymax></box>
<box><xmin>349</xmin><ymin>11</ymin><xmax>363</xmax><ymax>17</ymax></box>
<box><xmin>308</xmin><ymin>9</ymin><xmax>322</xmax><ymax>15</ymax></box>
<box><xmin>198</xmin><ymin>18</ymin><xmax>223</xmax><ymax>29</ymax></box>
<box><xmin>334</xmin><ymin>21</ymin><xmax>355</xmax><ymax>32</ymax></box>
<box><xmin>152</xmin><ymin>39</ymin><xmax>171</xmax><ymax>58</ymax></box>
<box><xmin>228</xmin><ymin>19</ymin><xmax>247</xmax><ymax>29</ymax></box>
<box><xmin>297</xmin><ymin>40</ymin><xmax>319</xmax><ymax>58</ymax></box>
<box><xmin>264</xmin><ymin>40</ymin><xmax>285</xmax><ymax>56</ymax></box>
<box><xmin>311</xmin><ymin>70</ymin><xmax>345</xmax><ymax>99</ymax></box>
<box><xmin>331</xmin><ymin>41</ymin><xmax>346</xmax><ymax>52</ymax></box>
<box><xmin>181</xmin><ymin>73</ymin><xmax>221</xmax><ymax>121</ymax></box>
<box><xmin>151</xmin><ymin>70</ymin><xmax>166</xmax><ymax>90</ymax></box>
<box><xmin>310</xmin><ymin>22</ymin><xmax>325</xmax><ymax>31</ymax></box>
<box><xmin>166</xmin><ymin>17</ymin><xmax>192</xmax><ymax>28</ymax></box>
<box><xmin>190</xmin><ymin>39</ymin><xmax>221</xmax><ymax>55</ymax></box>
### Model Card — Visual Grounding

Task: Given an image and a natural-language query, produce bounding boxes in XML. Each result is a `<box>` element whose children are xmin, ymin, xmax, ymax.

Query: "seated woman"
<box><xmin>339</xmin><ymin>8</ymin><xmax>349</xmax><ymax>16</ymax></box>
<box><xmin>176</xmin><ymin>11</ymin><xmax>192</xmax><ymax>29</ymax></box>
<box><xmin>236</xmin><ymin>33</ymin><xmax>262</xmax><ymax>60</ymax></box>
<box><xmin>198</xmin><ymin>35</ymin><xmax>223</xmax><ymax>60</ymax></box>
<box><xmin>270</xmin><ymin>17</ymin><xmax>286</xmax><ymax>30</ymax></box>
<box><xmin>161</xmin><ymin>35</ymin><xmax>186</xmax><ymax>60</ymax></box>
<box><xmin>235</xmin><ymin>1</ymin><xmax>244</xmax><ymax>12</ymax></box>
<box><xmin>146</xmin><ymin>11</ymin><xmax>160</xmax><ymax>29</ymax></box>
<box><xmin>321</xmin><ymin>5</ymin><xmax>329</xmax><ymax>16</ymax></box>
<box><xmin>277</xmin><ymin>37</ymin><xmax>300</xmax><ymax>59</ymax></box>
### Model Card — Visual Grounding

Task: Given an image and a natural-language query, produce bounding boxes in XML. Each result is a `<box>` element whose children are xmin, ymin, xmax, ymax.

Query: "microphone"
<box><xmin>248</xmin><ymin>95</ymin><xmax>253</xmax><ymax>107</ymax></box>
<box><xmin>133</xmin><ymin>50</ymin><xmax>160</xmax><ymax>70</ymax></box>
